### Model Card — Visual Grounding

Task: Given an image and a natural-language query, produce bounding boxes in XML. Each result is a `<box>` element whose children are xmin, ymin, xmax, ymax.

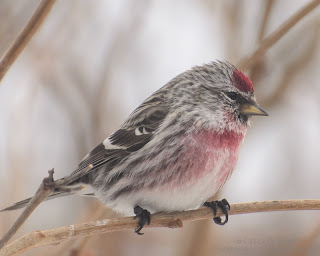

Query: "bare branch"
<box><xmin>0</xmin><ymin>0</ymin><xmax>56</xmax><ymax>83</ymax></box>
<box><xmin>263</xmin><ymin>19</ymin><xmax>320</xmax><ymax>108</ymax></box>
<box><xmin>0</xmin><ymin>165</ymin><xmax>93</xmax><ymax>251</ymax></box>
<box><xmin>258</xmin><ymin>0</ymin><xmax>275</xmax><ymax>43</ymax></box>
<box><xmin>285</xmin><ymin>215</ymin><xmax>320</xmax><ymax>256</ymax></box>
<box><xmin>0</xmin><ymin>170</ymin><xmax>54</xmax><ymax>249</ymax></box>
<box><xmin>1</xmin><ymin>199</ymin><xmax>320</xmax><ymax>256</ymax></box>
<box><xmin>238</xmin><ymin>0</ymin><xmax>320</xmax><ymax>71</ymax></box>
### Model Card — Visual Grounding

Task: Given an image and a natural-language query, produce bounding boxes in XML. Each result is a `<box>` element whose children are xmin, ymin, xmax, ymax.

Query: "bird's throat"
<box><xmin>192</xmin><ymin>129</ymin><xmax>245</xmax><ymax>152</ymax></box>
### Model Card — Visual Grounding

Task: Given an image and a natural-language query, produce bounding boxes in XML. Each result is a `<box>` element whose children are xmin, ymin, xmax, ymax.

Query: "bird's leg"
<box><xmin>203</xmin><ymin>199</ymin><xmax>230</xmax><ymax>225</ymax></box>
<box><xmin>133</xmin><ymin>205</ymin><xmax>151</xmax><ymax>235</ymax></box>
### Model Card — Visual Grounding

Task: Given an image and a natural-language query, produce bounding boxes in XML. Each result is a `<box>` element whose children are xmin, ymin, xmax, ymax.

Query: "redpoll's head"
<box><xmin>168</xmin><ymin>61</ymin><xmax>268</xmax><ymax>132</ymax></box>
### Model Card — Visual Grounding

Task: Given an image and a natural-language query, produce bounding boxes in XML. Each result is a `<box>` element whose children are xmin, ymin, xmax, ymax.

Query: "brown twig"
<box><xmin>67</xmin><ymin>204</ymin><xmax>107</xmax><ymax>256</ymax></box>
<box><xmin>246</xmin><ymin>0</ymin><xmax>274</xmax><ymax>83</ymax></box>
<box><xmin>0</xmin><ymin>165</ymin><xmax>92</xmax><ymax>251</ymax></box>
<box><xmin>1</xmin><ymin>199</ymin><xmax>320</xmax><ymax>256</ymax></box>
<box><xmin>238</xmin><ymin>0</ymin><xmax>320</xmax><ymax>71</ymax></box>
<box><xmin>258</xmin><ymin>0</ymin><xmax>275</xmax><ymax>43</ymax></box>
<box><xmin>285</xmin><ymin>215</ymin><xmax>320</xmax><ymax>256</ymax></box>
<box><xmin>0</xmin><ymin>170</ymin><xmax>54</xmax><ymax>249</ymax></box>
<box><xmin>183</xmin><ymin>193</ymin><xmax>221</xmax><ymax>256</ymax></box>
<box><xmin>263</xmin><ymin>19</ymin><xmax>320</xmax><ymax>108</ymax></box>
<box><xmin>0</xmin><ymin>0</ymin><xmax>56</xmax><ymax>83</ymax></box>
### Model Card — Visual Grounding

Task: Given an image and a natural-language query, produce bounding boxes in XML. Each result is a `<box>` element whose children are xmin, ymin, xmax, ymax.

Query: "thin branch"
<box><xmin>1</xmin><ymin>199</ymin><xmax>320</xmax><ymax>256</ymax></box>
<box><xmin>258</xmin><ymin>0</ymin><xmax>275</xmax><ymax>43</ymax></box>
<box><xmin>0</xmin><ymin>165</ymin><xmax>92</xmax><ymax>251</ymax></box>
<box><xmin>263</xmin><ymin>19</ymin><xmax>320</xmax><ymax>108</ymax></box>
<box><xmin>67</xmin><ymin>204</ymin><xmax>107</xmax><ymax>256</ymax></box>
<box><xmin>0</xmin><ymin>0</ymin><xmax>56</xmax><ymax>83</ymax></box>
<box><xmin>185</xmin><ymin>192</ymin><xmax>222</xmax><ymax>256</ymax></box>
<box><xmin>0</xmin><ymin>170</ymin><xmax>54</xmax><ymax>249</ymax></box>
<box><xmin>247</xmin><ymin>0</ymin><xmax>274</xmax><ymax>90</ymax></box>
<box><xmin>285</xmin><ymin>215</ymin><xmax>320</xmax><ymax>256</ymax></box>
<box><xmin>238</xmin><ymin>0</ymin><xmax>320</xmax><ymax>71</ymax></box>
<box><xmin>185</xmin><ymin>219</ymin><xmax>212</xmax><ymax>256</ymax></box>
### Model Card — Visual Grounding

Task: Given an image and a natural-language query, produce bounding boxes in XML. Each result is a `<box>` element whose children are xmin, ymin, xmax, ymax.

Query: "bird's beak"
<box><xmin>240</xmin><ymin>101</ymin><xmax>268</xmax><ymax>116</ymax></box>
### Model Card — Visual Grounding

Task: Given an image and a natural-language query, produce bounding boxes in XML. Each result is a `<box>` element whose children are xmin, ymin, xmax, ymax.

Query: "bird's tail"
<box><xmin>1</xmin><ymin>191</ymin><xmax>72</xmax><ymax>211</ymax></box>
<box><xmin>2</xmin><ymin>165</ymin><xmax>96</xmax><ymax>211</ymax></box>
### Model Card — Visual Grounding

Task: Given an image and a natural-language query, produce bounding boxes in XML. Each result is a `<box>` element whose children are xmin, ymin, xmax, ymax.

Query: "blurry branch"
<box><xmin>222</xmin><ymin>0</ymin><xmax>242</xmax><ymax>62</ymax></box>
<box><xmin>238</xmin><ymin>0</ymin><xmax>320</xmax><ymax>71</ymax></box>
<box><xmin>60</xmin><ymin>1</ymin><xmax>150</xmax><ymax>147</ymax></box>
<box><xmin>0</xmin><ymin>170</ymin><xmax>54</xmax><ymax>250</ymax></box>
<box><xmin>248</xmin><ymin>0</ymin><xmax>274</xmax><ymax>88</ymax></box>
<box><xmin>0</xmin><ymin>0</ymin><xmax>56</xmax><ymax>83</ymax></box>
<box><xmin>258</xmin><ymin>0</ymin><xmax>275</xmax><ymax>43</ymax></box>
<box><xmin>285</xmin><ymin>216</ymin><xmax>320</xmax><ymax>256</ymax></box>
<box><xmin>263</xmin><ymin>19</ymin><xmax>320</xmax><ymax>108</ymax></box>
<box><xmin>184</xmin><ymin>219</ymin><xmax>211</xmax><ymax>256</ymax></box>
<box><xmin>90</xmin><ymin>1</ymin><xmax>150</xmax><ymax>142</ymax></box>
<box><xmin>2</xmin><ymin>199</ymin><xmax>320</xmax><ymax>256</ymax></box>
<box><xmin>46</xmin><ymin>80</ymin><xmax>91</xmax><ymax>159</ymax></box>
<box><xmin>184</xmin><ymin>193</ymin><xmax>223</xmax><ymax>256</ymax></box>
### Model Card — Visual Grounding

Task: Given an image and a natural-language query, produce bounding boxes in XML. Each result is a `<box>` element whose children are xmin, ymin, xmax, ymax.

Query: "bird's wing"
<box><xmin>63</xmin><ymin>93</ymin><xmax>170</xmax><ymax>185</ymax></box>
<box><xmin>1</xmin><ymin>93</ymin><xmax>170</xmax><ymax>211</ymax></box>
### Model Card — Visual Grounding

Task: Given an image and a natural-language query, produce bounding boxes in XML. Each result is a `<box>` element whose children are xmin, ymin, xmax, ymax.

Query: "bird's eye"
<box><xmin>225</xmin><ymin>92</ymin><xmax>237</xmax><ymax>100</ymax></box>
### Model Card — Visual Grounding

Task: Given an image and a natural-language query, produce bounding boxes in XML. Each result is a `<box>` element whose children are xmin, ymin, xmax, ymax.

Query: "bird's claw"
<box><xmin>134</xmin><ymin>206</ymin><xmax>151</xmax><ymax>235</ymax></box>
<box><xmin>204</xmin><ymin>199</ymin><xmax>230</xmax><ymax>225</ymax></box>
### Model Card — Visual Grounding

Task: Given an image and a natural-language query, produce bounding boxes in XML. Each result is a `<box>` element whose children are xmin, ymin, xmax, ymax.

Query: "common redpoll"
<box><xmin>3</xmin><ymin>61</ymin><xmax>268</xmax><ymax>234</ymax></box>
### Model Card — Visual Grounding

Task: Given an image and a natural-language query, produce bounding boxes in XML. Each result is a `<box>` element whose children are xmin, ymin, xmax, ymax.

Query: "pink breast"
<box><xmin>193</xmin><ymin>130</ymin><xmax>244</xmax><ymax>151</ymax></box>
<box><xmin>181</xmin><ymin>130</ymin><xmax>245</xmax><ymax>185</ymax></box>
<box><xmin>153</xmin><ymin>129</ymin><xmax>245</xmax><ymax>195</ymax></box>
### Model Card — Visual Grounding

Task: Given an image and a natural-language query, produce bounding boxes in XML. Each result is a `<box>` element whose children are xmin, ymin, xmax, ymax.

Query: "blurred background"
<box><xmin>0</xmin><ymin>0</ymin><xmax>320</xmax><ymax>255</ymax></box>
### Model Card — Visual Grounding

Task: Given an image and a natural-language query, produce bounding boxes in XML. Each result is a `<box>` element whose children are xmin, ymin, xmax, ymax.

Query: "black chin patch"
<box><xmin>238</xmin><ymin>114</ymin><xmax>248</xmax><ymax>123</ymax></box>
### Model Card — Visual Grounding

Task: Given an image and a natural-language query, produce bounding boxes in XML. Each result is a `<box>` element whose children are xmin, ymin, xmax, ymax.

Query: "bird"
<box><xmin>2</xmin><ymin>61</ymin><xmax>268</xmax><ymax>234</ymax></box>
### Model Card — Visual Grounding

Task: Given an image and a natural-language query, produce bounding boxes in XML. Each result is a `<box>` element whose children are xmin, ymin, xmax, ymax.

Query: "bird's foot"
<box><xmin>133</xmin><ymin>206</ymin><xmax>151</xmax><ymax>235</ymax></box>
<box><xmin>204</xmin><ymin>199</ymin><xmax>230</xmax><ymax>225</ymax></box>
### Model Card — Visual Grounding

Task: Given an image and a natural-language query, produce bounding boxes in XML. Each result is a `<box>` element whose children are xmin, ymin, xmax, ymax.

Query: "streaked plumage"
<box><xmin>3</xmin><ymin>61</ymin><xmax>267</xmax><ymax>222</ymax></box>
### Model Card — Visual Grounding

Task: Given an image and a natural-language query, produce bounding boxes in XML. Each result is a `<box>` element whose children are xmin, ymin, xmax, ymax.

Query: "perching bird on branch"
<box><xmin>2</xmin><ymin>61</ymin><xmax>268</xmax><ymax>234</ymax></box>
